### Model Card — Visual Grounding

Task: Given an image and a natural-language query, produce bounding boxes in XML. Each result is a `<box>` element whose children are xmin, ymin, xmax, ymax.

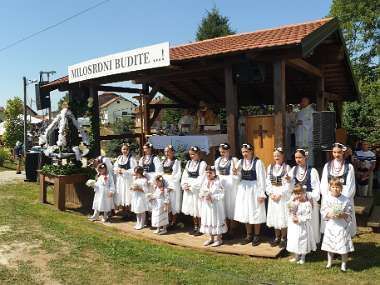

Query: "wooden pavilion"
<box><xmin>41</xmin><ymin>17</ymin><xmax>358</xmax><ymax>161</ymax></box>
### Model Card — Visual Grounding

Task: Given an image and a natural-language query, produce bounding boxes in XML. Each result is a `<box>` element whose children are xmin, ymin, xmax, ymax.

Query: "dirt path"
<box><xmin>0</xmin><ymin>170</ymin><xmax>25</xmax><ymax>185</ymax></box>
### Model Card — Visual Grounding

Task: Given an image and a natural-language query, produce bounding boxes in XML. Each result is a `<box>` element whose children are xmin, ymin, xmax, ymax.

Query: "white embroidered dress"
<box><xmin>199</xmin><ymin>178</ymin><xmax>227</xmax><ymax>235</ymax></box>
<box><xmin>130</xmin><ymin>177</ymin><xmax>150</xmax><ymax>214</ymax></box>
<box><xmin>92</xmin><ymin>175</ymin><xmax>115</xmax><ymax>212</ymax></box>
<box><xmin>266</xmin><ymin>163</ymin><xmax>291</xmax><ymax>229</ymax></box>
<box><xmin>233</xmin><ymin>158</ymin><xmax>267</xmax><ymax>224</ymax></box>
<box><xmin>181</xmin><ymin>160</ymin><xmax>207</xmax><ymax>217</ymax></box>
<box><xmin>321</xmin><ymin>194</ymin><xmax>354</xmax><ymax>254</ymax></box>
<box><xmin>162</xmin><ymin>158</ymin><xmax>182</xmax><ymax>215</ymax></box>
<box><xmin>286</xmin><ymin>199</ymin><xmax>317</xmax><ymax>255</ymax></box>
<box><xmin>215</xmin><ymin>156</ymin><xmax>239</xmax><ymax>220</ymax></box>
<box><xmin>113</xmin><ymin>154</ymin><xmax>137</xmax><ymax>207</ymax></box>
<box><xmin>320</xmin><ymin>160</ymin><xmax>356</xmax><ymax>236</ymax></box>
<box><xmin>150</xmin><ymin>187</ymin><xmax>170</xmax><ymax>227</ymax></box>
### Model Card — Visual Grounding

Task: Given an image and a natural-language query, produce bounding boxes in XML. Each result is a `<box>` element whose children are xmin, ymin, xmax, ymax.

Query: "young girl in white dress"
<box><xmin>286</xmin><ymin>183</ymin><xmax>317</xmax><ymax>264</ymax></box>
<box><xmin>266</xmin><ymin>147</ymin><xmax>291</xmax><ymax>248</ymax></box>
<box><xmin>181</xmin><ymin>146</ymin><xmax>207</xmax><ymax>235</ymax></box>
<box><xmin>149</xmin><ymin>175</ymin><xmax>170</xmax><ymax>235</ymax></box>
<box><xmin>234</xmin><ymin>143</ymin><xmax>267</xmax><ymax>247</ymax></box>
<box><xmin>288</xmin><ymin>149</ymin><xmax>321</xmax><ymax>244</ymax></box>
<box><xmin>113</xmin><ymin>143</ymin><xmax>137</xmax><ymax>214</ymax></box>
<box><xmin>199</xmin><ymin>166</ymin><xmax>228</xmax><ymax>247</ymax></box>
<box><xmin>161</xmin><ymin>145</ymin><xmax>182</xmax><ymax>227</ymax></box>
<box><xmin>130</xmin><ymin>166</ymin><xmax>150</xmax><ymax>230</ymax></box>
<box><xmin>321</xmin><ymin>178</ymin><xmax>354</xmax><ymax>272</ymax></box>
<box><xmin>320</xmin><ymin>143</ymin><xmax>356</xmax><ymax>237</ymax></box>
<box><xmin>214</xmin><ymin>143</ymin><xmax>239</xmax><ymax>238</ymax></box>
<box><xmin>88</xmin><ymin>163</ymin><xmax>115</xmax><ymax>223</ymax></box>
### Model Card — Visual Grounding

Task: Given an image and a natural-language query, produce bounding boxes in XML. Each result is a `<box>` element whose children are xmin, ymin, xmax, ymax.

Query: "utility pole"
<box><xmin>23</xmin><ymin>77</ymin><xmax>27</xmax><ymax>153</ymax></box>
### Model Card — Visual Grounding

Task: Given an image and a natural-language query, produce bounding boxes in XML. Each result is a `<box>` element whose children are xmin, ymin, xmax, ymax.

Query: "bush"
<box><xmin>0</xmin><ymin>148</ymin><xmax>11</xmax><ymax>166</ymax></box>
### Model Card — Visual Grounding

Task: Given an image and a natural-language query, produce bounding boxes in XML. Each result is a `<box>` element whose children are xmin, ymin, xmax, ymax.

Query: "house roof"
<box><xmin>99</xmin><ymin>92</ymin><xmax>136</xmax><ymax>109</ymax></box>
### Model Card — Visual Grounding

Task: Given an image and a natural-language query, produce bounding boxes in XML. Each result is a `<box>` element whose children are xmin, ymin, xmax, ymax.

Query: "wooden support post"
<box><xmin>273</xmin><ymin>60</ymin><xmax>286</xmax><ymax>149</ymax></box>
<box><xmin>39</xmin><ymin>173</ymin><xmax>47</xmax><ymax>203</ymax></box>
<box><xmin>54</xmin><ymin>178</ymin><xmax>66</xmax><ymax>211</ymax></box>
<box><xmin>224</xmin><ymin>66</ymin><xmax>239</xmax><ymax>156</ymax></box>
<box><xmin>89</xmin><ymin>85</ymin><xmax>101</xmax><ymax>157</ymax></box>
<box><xmin>334</xmin><ymin>101</ymin><xmax>343</xmax><ymax>128</ymax></box>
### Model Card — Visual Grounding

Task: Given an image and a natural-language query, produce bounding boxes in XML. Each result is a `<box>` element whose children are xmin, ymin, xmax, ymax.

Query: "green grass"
<box><xmin>0</xmin><ymin>182</ymin><xmax>379</xmax><ymax>284</ymax></box>
<box><xmin>0</xmin><ymin>159</ymin><xmax>17</xmax><ymax>172</ymax></box>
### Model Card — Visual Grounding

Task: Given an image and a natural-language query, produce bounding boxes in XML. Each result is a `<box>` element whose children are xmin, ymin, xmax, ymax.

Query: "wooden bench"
<box><xmin>367</xmin><ymin>206</ymin><xmax>380</xmax><ymax>231</ymax></box>
<box><xmin>354</xmin><ymin>197</ymin><xmax>374</xmax><ymax>227</ymax></box>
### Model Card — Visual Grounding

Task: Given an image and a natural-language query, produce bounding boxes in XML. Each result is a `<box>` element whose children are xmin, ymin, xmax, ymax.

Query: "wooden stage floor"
<box><xmin>102</xmin><ymin>217</ymin><xmax>284</xmax><ymax>258</ymax></box>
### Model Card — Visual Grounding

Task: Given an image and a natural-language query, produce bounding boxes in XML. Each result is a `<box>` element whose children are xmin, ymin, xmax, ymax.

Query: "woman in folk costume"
<box><xmin>199</xmin><ymin>166</ymin><xmax>227</xmax><ymax>247</ymax></box>
<box><xmin>138</xmin><ymin>142</ymin><xmax>163</xmax><ymax>190</ymax></box>
<box><xmin>181</xmin><ymin>146</ymin><xmax>207</xmax><ymax>236</ymax></box>
<box><xmin>286</xmin><ymin>183</ymin><xmax>317</xmax><ymax>264</ymax></box>
<box><xmin>320</xmin><ymin>143</ymin><xmax>356</xmax><ymax>237</ymax></box>
<box><xmin>233</xmin><ymin>143</ymin><xmax>267</xmax><ymax>247</ymax></box>
<box><xmin>149</xmin><ymin>175</ymin><xmax>170</xmax><ymax>235</ymax></box>
<box><xmin>88</xmin><ymin>163</ymin><xmax>115</xmax><ymax>223</ymax></box>
<box><xmin>130</xmin><ymin>166</ymin><xmax>150</xmax><ymax>230</ymax></box>
<box><xmin>161</xmin><ymin>145</ymin><xmax>182</xmax><ymax>227</ymax></box>
<box><xmin>321</xmin><ymin>178</ymin><xmax>354</xmax><ymax>272</ymax></box>
<box><xmin>214</xmin><ymin>143</ymin><xmax>239</xmax><ymax>238</ymax></box>
<box><xmin>288</xmin><ymin>149</ymin><xmax>321</xmax><ymax>244</ymax></box>
<box><xmin>113</xmin><ymin>143</ymin><xmax>137</xmax><ymax>213</ymax></box>
<box><xmin>266</xmin><ymin>147</ymin><xmax>291</xmax><ymax>248</ymax></box>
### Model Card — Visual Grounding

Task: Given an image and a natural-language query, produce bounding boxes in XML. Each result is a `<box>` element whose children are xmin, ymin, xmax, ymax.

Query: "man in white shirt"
<box><xmin>354</xmin><ymin>141</ymin><xmax>376</xmax><ymax>196</ymax></box>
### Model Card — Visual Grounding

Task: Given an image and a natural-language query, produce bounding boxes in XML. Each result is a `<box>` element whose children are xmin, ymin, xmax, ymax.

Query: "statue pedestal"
<box><xmin>39</xmin><ymin>172</ymin><xmax>92</xmax><ymax>211</ymax></box>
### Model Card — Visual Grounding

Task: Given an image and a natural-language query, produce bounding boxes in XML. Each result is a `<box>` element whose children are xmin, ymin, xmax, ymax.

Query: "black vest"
<box><xmin>187</xmin><ymin>160</ymin><xmax>202</xmax><ymax>178</ymax></box>
<box><xmin>142</xmin><ymin>155</ymin><xmax>156</xmax><ymax>173</ymax></box>
<box><xmin>163</xmin><ymin>159</ymin><xmax>175</xmax><ymax>174</ymax></box>
<box><xmin>269</xmin><ymin>164</ymin><xmax>286</xmax><ymax>186</ymax></box>
<box><xmin>293</xmin><ymin>166</ymin><xmax>312</xmax><ymax>192</ymax></box>
<box><xmin>241</xmin><ymin>158</ymin><xmax>258</xmax><ymax>181</ymax></box>
<box><xmin>217</xmin><ymin>158</ymin><xmax>231</xmax><ymax>175</ymax></box>
<box><xmin>327</xmin><ymin>161</ymin><xmax>349</xmax><ymax>185</ymax></box>
<box><xmin>118</xmin><ymin>154</ymin><xmax>131</xmax><ymax>170</ymax></box>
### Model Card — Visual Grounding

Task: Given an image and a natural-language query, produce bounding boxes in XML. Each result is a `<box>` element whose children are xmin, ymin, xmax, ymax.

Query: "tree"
<box><xmin>3</xmin><ymin>97</ymin><xmax>24</xmax><ymax>148</ymax></box>
<box><xmin>196</xmin><ymin>6</ymin><xmax>235</xmax><ymax>41</ymax></box>
<box><xmin>329</xmin><ymin>0</ymin><xmax>380</xmax><ymax>144</ymax></box>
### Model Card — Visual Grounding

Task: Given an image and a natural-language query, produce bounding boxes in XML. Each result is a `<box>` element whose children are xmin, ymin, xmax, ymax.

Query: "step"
<box><xmin>354</xmin><ymin>197</ymin><xmax>374</xmax><ymax>216</ymax></box>
<box><xmin>367</xmin><ymin>206</ymin><xmax>380</xmax><ymax>228</ymax></box>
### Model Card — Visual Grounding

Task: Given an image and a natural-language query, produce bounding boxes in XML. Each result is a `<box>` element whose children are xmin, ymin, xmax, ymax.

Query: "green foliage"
<box><xmin>196</xmin><ymin>6</ymin><xmax>235</xmax><ymax>41</ymax></box>
<box><xmin>160</xmin><ymin>97</ymin><xmax>182</xmax><ymax>126</ymax></box>
<box><xmin>3</xmin><ymin>97</ymin><xmax>24</xmax><ymax>148</ymax></box>
<box><xmin>41</xmin><ymin>163</ymin><xmax>96</xmax><ymax>178</ymax></box>
<box><xmin>0</xmin><ymin>148</ymin><xmax>11</xmax><ymax>166</ymax></box>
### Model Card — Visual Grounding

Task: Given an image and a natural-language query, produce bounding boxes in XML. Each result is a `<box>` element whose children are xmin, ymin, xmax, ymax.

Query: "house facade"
<box><xmin>99</xmin><ymin>93</ymin><xmax>136</xmax><ymax>125</ymax></box>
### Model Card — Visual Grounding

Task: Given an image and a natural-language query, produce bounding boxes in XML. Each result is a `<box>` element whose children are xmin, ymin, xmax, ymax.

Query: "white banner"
<box><xmin>68</xmin><ymin>42</ymin><xmax>170</xmax><ymax>83</ymax></box>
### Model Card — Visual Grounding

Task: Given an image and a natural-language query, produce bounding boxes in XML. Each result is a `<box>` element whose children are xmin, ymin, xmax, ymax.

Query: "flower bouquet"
<box><xmin>287</xmin><ymin>199</ymin><xmax>298</xmax><ymax>216</ymax></box>
<box><xmin>85</xmin><ymin>179</ymin><xmax>96</xmax><ymax>188</ymax></box>
<box><xmin>331</xmin><ymin>203</ymin><xmax>344</xmax><ymax>217</ymax></box>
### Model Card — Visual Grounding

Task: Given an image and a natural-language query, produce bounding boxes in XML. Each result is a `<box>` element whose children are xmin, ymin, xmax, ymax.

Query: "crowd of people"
<box><xmin>84</xmin><ymin>140</ymin><xmax>377</xmax><ymax>272</ymax></box>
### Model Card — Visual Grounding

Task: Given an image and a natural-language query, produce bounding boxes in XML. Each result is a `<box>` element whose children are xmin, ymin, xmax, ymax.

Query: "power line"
<box><xmin>0</xmin><ymin>0</ymin><xmax>112</xmax><ymax>53</ymax></box>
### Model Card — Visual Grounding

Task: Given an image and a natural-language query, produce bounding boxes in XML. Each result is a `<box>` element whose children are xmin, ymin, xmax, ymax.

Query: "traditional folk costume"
<box><xmin>150</xmin><ymin>186</ymin><xmax>170</xmax><ymax>232</ymax></box>
<box><xmin>286</xmin><ymin>198</ymin><xmax>317</xmax><ymax>263</ymax></box>
<box><xmin>181</xmin><ymin>160</ymin><xmax>207</xmax><ymax>217</ymax></box>
<box><xmin>113</xmin><ymin>154</ymin><xmax>137</xmax><ymax>207</ymax></box>
<box><xmin>289</xmin><ymin>165</ymin><xmax>321</xmax><ymax>243</ymax></box>
<box><xmin>199</xmin><ymin>178</ymin><xmax>228</xmax><ymax>235</ymax></box>
<box><xmin>91</xmin><ymin>174</ymin><xmax>115</xmax><ymax>221</ymax></box>
<box><xmin>320</xmin><ymin>159</ymin><xmax>356</xmax><ymax>236</ymax></box>
<box><xmin>234</xmin><ymin>157</ymin><xmax>266</xmax><ymax>225</ymax></box>
<box><xmin>266</xmin><ymin>163</ymin><xmax>292</xmax><ymax>230</ymax></box>
<box><xmin>130</xmin><ymin>177</ymin><xmax>150</xmax><ymax>229</ymax></box>
<box><xmin>162</xmin><ymin>158</ymin><xmax>182</xmax><ymax>215</ymax></box>
<box><xmin>214</xmin><ymin>156</ymin><xmax>239</xmax><ymax>220</ymax></box>
<box><xmin>139</xmin><ymin>155</ymin><xmax>163</xmax><ymax>187</ymax></box>
<box><xmin>321</xmin><ymin>194</ymin><xmax>354</xmax><ymax>254</ymax></box>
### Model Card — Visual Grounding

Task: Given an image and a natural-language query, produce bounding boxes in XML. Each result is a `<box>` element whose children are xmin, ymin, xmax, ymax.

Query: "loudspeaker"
<box><xmin>312</xmin><ymin>111</ymin><xmax>336</xmax><ymax>149</ymax></box>
<box><xmin>35</xmin><ymin>82</ymin><xmax>51</xmax><ymax>110</ymax></box>
<box><xmin>233</xmin><ymin>61</ymin><xmax>265</xmax><ymax>83</ymax></box>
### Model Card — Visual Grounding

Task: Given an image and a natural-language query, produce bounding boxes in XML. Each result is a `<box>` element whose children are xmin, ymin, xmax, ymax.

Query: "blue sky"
<box><xmin>0</xmin><ymin>0</ymin><xmax>331</xmax><ymax>112</ymax></box>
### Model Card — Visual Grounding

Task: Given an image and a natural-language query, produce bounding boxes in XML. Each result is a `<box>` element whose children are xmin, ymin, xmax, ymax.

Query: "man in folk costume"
<box><xmin>320</xmin><ymin>143</ymin><xmax>356</xmax><ymax>237</ymax></box>
<box><xmin>295</xmin><ymin>97</ymin><xmax>315</xmax><ymax>166</ymax></box>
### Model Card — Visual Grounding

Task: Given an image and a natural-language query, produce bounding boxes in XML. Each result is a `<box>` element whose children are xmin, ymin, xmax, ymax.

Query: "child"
<box><xmin>130</xmin><ymin>166</ymin><xmax>149</xmax><ymax>230</ymax></box>
<box><xmin>199</xmin><ymin>166</ymin><xmax>227</xmax><ymax>247</ymax></box>
<box><xmin>321</xmin><ymin>178</ymin><xmax>354</xmax><ymax>272</ymax></box>
<box><xmin>149</xmin><ymin>175</ymin><xmax>170</xmax><ymax>234</ymax></box>
<box><xmin>286</xmin><ymin>183</ymin><xmax>317</xmax><ymax>264</ymax></box>
<box><xmin>266</xmin><ymin>147</ymin><xmax>291</xmax><ymax>248</ymax></box>
<box><xmin>88</xmin><ymin>163</ymin><xmax>115</xmax><ymax>223</ymax></box>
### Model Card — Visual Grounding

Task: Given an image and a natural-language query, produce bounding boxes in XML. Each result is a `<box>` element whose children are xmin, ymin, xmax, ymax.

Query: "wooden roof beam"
<box><xmin>286</xmin><ymin>59</ymin><xmax>322</xmax><ymax>78</ymax></box>
<box><xmin>97</xmin><ymin>85</ymin><xmax>142</xmax><ymax>93</ymax></box>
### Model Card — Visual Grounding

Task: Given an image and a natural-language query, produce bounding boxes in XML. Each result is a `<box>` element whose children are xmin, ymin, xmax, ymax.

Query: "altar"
<box><xmin>148</xmin><ymin>134</ymin><xmax>228</xmax><ymax>154</ymax></box>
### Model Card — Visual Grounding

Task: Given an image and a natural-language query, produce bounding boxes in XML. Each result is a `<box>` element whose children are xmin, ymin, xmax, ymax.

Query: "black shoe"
<box><xmin>240</xmin><ymin>236</ymin><xmax>252</xmax><ymax>245</ymax></box>
<box><xmin>279</xmin><ymin>239</ymin><xmax>287</xmax><ymax>248</ymax></box>
<box><xmin>252</xmin><ymin>236</ymin><xmax>261</xmax><ymax>247</ymax></box>
<box><xmin>270</xmin><ymin>238</ymin><xmax>280</xmax><ymax>247</ymax></box>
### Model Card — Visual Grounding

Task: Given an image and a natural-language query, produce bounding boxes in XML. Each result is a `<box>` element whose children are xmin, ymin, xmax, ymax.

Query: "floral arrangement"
<box><xmin>331</xmin><ymin>203</ymin><xmax>344</xmax><ymax>217</ymax></box>
<box><xmin>85</xmin><ymin>179</ymin><xmax>96</xmax><ymax>188</ymax></box>
<box><xmin>287</xmin><ymin>199</ymin><xmax>299</xmax><ymax>216</ymax></box>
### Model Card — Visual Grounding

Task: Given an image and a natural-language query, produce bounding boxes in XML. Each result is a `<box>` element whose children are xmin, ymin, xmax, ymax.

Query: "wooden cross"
<box><xmin>253</xmin><ymin>125</ymin><xmax>268</xmax><ymax>148</ymax></box>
